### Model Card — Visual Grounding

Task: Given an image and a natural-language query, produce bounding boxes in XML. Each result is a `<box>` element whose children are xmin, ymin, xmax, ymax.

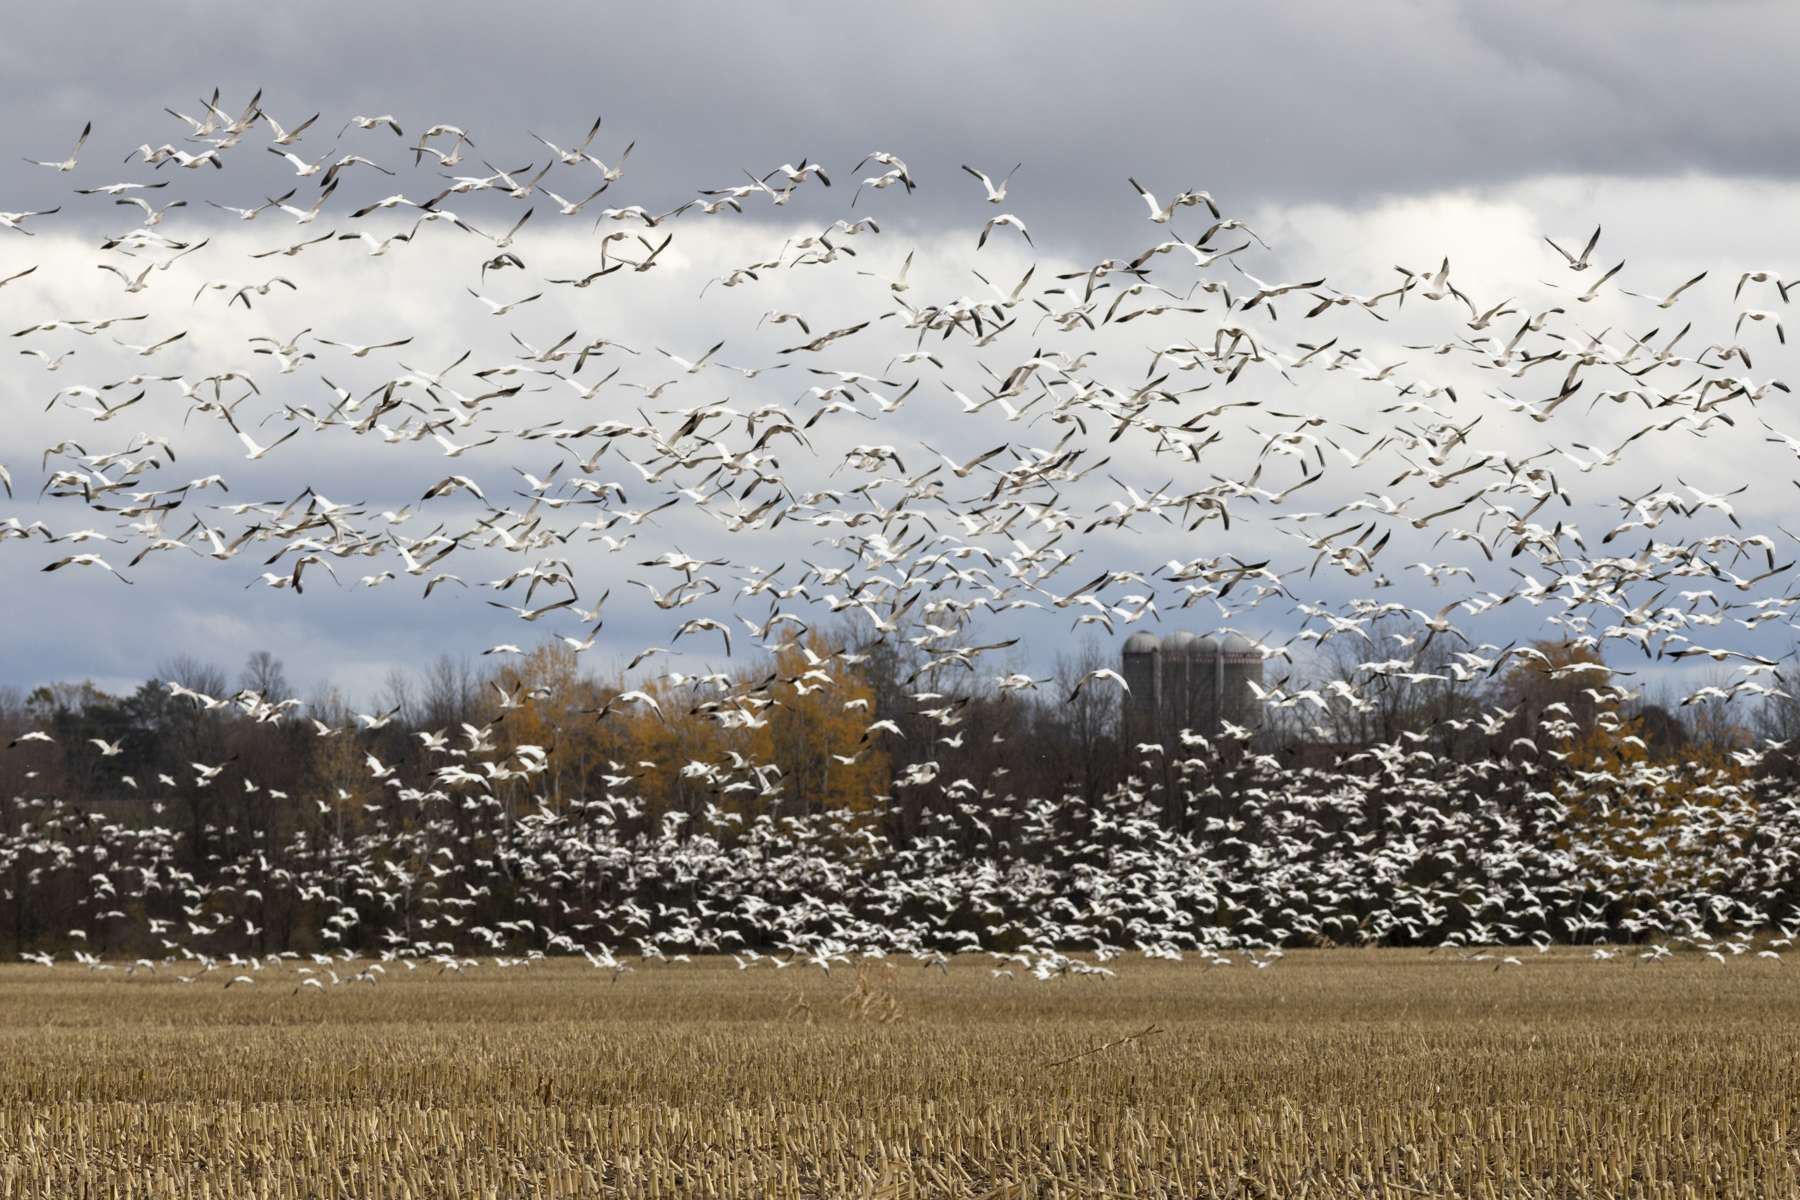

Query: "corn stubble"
<box><xmin>0</xmin><ymin>952</ymin><xmax>1793</xmax><ymax>1198</ymax></box>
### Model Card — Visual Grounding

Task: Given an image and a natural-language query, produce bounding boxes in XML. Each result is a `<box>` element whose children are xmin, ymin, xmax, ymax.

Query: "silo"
<box><xmin>1218</xmin><ymin>632</ymin><xmax>1265</xmax><ymax>728</ymax></box>
<box><xmin>1120</xmin><ymin>631</ymin><xmax>1160</xmax><ymax>740</ymax></box>
<box><xmin>1123</xmin><ymin>630</ymin><xmax>1267</xmax><ymax>739</ymax></box>
<box><xmin>1185</xmin><ymin>634</ymin><xmax>1217</xmax><ymax>735</ymax></box>
<box><xmin>1161</xmin><ymin>630</ymin><xmax>1197</xmax><ymax>738</ymax></box>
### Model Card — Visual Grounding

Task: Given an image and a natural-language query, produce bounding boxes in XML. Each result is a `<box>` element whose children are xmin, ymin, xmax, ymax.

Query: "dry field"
<box><xmin>0</xmin><ymin>951</ymin><xmax>1794</xmax><ymax>1198</ymax></box>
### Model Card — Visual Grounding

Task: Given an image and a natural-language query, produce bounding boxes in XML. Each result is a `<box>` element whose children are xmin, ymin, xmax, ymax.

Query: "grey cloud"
<box><xmin>5</xmin><ymin>3</ymin><xmax>1800</xmax><ymax>233</ymax></box>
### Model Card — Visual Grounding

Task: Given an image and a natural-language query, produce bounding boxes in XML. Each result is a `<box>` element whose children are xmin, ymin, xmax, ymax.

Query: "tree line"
<box><xmin>1</xmin><ymin>620</ymin><xmax>1793</xmax><ymax>958</ymax></box>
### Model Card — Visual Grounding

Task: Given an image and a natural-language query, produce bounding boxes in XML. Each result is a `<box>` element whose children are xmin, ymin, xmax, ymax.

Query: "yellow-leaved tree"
<box><xmin>740</xmin><ymin>633</ymin><xmax>887</xmax><ymax>815</ymax></box>
<box><xmin>491</xmin><ymin>642</ymin><xmax>618</xmax><ymax>810</ymax></box>
<box><xmin>474</xmin><ymin>635</ymin><xmax>889</xmax><ymax>822</ymax></box>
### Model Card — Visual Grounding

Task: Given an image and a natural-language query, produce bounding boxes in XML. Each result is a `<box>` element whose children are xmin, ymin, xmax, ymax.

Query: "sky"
<box><xmin>4</xmin><ymin>1</ymin><xmax>1800</xmax><ymax>708</ymax></box>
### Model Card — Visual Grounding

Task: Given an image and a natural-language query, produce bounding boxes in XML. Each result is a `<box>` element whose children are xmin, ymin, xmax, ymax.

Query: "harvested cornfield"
<box><xmin>0</xmin><ymin>951</ymin><xmax>1794</xmax><ymax>1198</ymax></box>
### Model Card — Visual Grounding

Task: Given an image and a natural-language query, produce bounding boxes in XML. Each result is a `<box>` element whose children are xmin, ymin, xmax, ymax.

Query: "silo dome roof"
<box><xmin>1190</xmin><ymin>634</ymin><xmax>1219</xmax><ymax>655</ymax></box>
<box><xmin>1218</xmin><ymin>632</ymin><xmax>1257</xmax><ymax>655</ymax></box>
<box><xmin>1122</xmin><ymin>631</ymin><xmax>1161</xmax><ymax>654</ymax></box>
<box><xmin>1164</xmin><ymin>630</ymin><xmax>1198</xmax><ymax>654</ymax></box>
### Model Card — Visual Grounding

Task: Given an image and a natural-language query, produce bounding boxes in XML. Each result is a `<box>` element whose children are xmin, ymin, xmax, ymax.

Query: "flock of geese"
<box><xmin>3</xmin><ymin>90</ymin><xmax>1800</xmax><ymax>982</ymax></box>
<box><xmin>5</xmin><ymin>696</ymin><xmax>1796</xmax><ymax>986</ymax></box>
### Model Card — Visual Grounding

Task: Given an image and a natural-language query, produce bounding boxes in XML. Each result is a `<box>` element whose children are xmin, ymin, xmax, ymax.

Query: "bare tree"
<box><xmin>240</xmin><ymin>650</ymin><xmax>292</xmax><ymax>703</ymax></box>
<box><xmin>157</xmin><ymin>655</ymin><xmax>228</xmax><ymax>701</ymax></box>
<box><xmin>152</xmin><ymin>655</ymin><xmax>230</xmax><ymax>869</ymax></box>
<box><xmin>1054</xmin><ymin>637</ymin><xmax>1119</xmax><ymax>799</ymax></box>
<box><xmin>377</xmin><ymin>666</ymin><xmax>416</xmax><ymax>727</ymax></box>
<box><xmin>1303</xmin><ymin>613</ymin><xmax>1476</xmax><ymax>748</ymax></box>
<box><xmin>419</xmin><ymin>654</ymin><xmax>480</xmax><ymax>729</ymax></box>
<box><xmin>1676</xmin><ymin>666</ymin><xmax>1750</xmax><ymax>751</ymax></box>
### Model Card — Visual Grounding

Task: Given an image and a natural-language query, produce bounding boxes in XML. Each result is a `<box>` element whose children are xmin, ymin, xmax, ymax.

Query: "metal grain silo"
<box><xmin>1122</xmin><ymin>629</ymin><xmax>1265</xmax><ymax>740</ymax></box>
<box><xmin>1121</xmin><ymin>631</ymin><xmax>1160</xmax><ymax>739</ymax></box>
<box><xmin>1178</xmin><ymin>634</ymin><xmax>1212</xmax><ymax>734</ymax></box>
<box><xmin>1162</xmin><ymin>630</ymin><xmax>1197</xmax><ymax>736</ymax></box>
<box><xmin>1217</xmin><ymin>632</ymin><xmax>1265</xmax><ymax>728</ymax></box>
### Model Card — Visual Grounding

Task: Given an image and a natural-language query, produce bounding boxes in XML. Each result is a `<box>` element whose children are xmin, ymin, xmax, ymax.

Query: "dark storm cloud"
<box><xmin>4</xmin><ymin>1</ymin><xmax>1799</xmax><ymax>235</ymax></box>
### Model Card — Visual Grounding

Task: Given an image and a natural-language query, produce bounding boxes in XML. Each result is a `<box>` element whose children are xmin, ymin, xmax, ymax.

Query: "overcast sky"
<box><xmin>6</xmin><ymin>2</ymin><xmax>1798</xmax><ymax>217</ymax></box>
<box><xmin>4</xmin><ymin>2</ymin><xmax>1799</xmax><ymax>707</ymax></box>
